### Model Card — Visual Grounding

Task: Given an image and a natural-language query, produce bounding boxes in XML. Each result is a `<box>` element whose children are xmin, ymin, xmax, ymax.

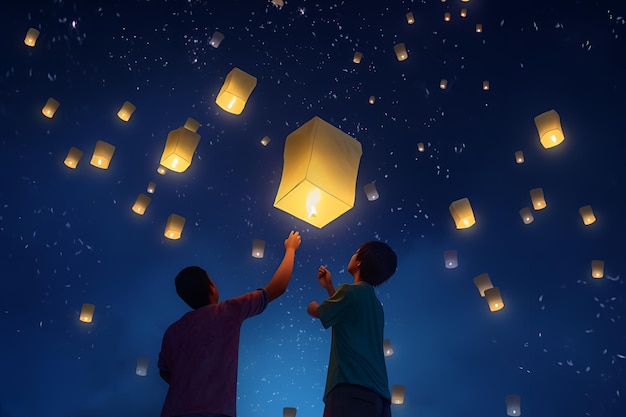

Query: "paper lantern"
<box><xmin>147</xmin><ymin>182</ymin><xmax>156</xmax><ymax>194</ymax></box>
<box><xmin>460</xmin><ymin>8</ymin><xmax>467</xmax><ymax>17</ymax></box>
<box><xmin>534</xmin><ymin>109</ymin><xmax>564</xmax><ymax>149</ymax></box>
<box><xmin>215</xmin><ymin>67</ymin><xmax>257</xmax><ymax>115</ymax></box>
<box><xmin>283</xmin><ymin>407</ymin><xmax>297</xmax><ymax>417</ymax></box>
<box><xmin>485</xmin><ymin>287</ymin><xmax>504</xmax><ymax>312</ymax></box>
<box><xmin>444</xmin><ymin>12</ymin><xmax>451</xmax><ymax>22</ymax></box>
<box><xmin>579</xmin><ymin>205</ymin><xmax>596</xmax><ymax>225</ymax></box>
<box><xmin>42</xmin><ymin>97</ymin><xmax>60</xmax><ymax>118</ymax></box>
<box><xmin>417</xmin><ymin>142</ymin><xmax>425</xmax><ymax>152</ymax></box>
<box><xmin>383</xmin><ymin>339</ymin><xmax>394</xmax><ymax>356</ymax></box>
<box><xmin>364</xmin><ymin>182</ymin><xmax>379</xmax><ymax>201</ymax></box>
<box><xmin>591</xmin><ymin>260</ymin><xmax>604</xmax><ymax>278</ymax></box>
<box><xmin>444</xmin><ymin>250</ymin><xmax>458</xmax><ymax>269</ymax></box>
<box><xmin>184</xmin><ymin>117</ymin><xmax>201</xmax><ymax>133</ymax></box>
<box><xmin>79</xmin><ymin>303</ymin><xmax>95</xmax><ymax>323</ymax></box>
<box><xmin>24</xmin><ymin>28</ymin><xmax>40</xmax><ymax>47</ymax></box>
<box><xmin>482</xmin><ymin>80</ymin><xmax>490</xmax><ymax>90</ymax></box>
<box><xmin>136</xmin><ymin>358</ymin><xmax>149</xmax><ymax>376</ymax></box>
<box><xmin>252</xmin><ymin>239</ymin><xmax>265</xmax><ymax>258</ymax></box>
<box><xmin>462</xmin><ymin>0</ymin><xmax>470</xmax><ymax>2</ymax></box>
<box><xmin>261</xmin><ymin>136</ymin><xmax>271</xmax><ymax>146</ymax></box>
<box><xmin>369</xmin><ymin>96</ymin><xmax>376</xmax><ymax>104</ymax></box>
<box><xmin>394</xmin><ymin>43</ymin><xmax>408</xmax><ymax>61</ymax></box>
<box><xmin>157</xmin><ymin>165</ymin><xmax>167</xmax><ymax>175</ymax></box>
<box><xmin>530</xmin><ymin>188</ymin><xmax>546</xmax><ymax>210</ymax></box>
<box><xmin>273</xmin><ymin>116</ymin><xmax>363</xmax><ymax>228</ymax></box>
<box><xmin>449</xmin><ymin>198</ymin><xmax>476</xmax><ymax>229</ymax></box>
<box><xmin>353</xmin><ymin>51</ymin><xmax>363</xmax><ymax>64</ymax></box>
<box><xmin>440</xmin><ymin>79</ymin><xmax>448</xmax><ymax>90</ymax></box>
<box><xmin>515</xmin><ymin>151</ymin><xmax>524</xmax><ymax>164</ymax></box>
<box><xmin>519</xmin><ymin>207</ymin><xmax>534</xmax><ymax>224</ymax></box>
<box><xmin>90</xmin><ymin>140</ymin><xmax>115</xmax><ymax>169</ymax></box>
<box><xmin>164</xmin><ymin>214</ymin><xmax>185</xmax><ymax>240</ymax></box>
<box><xmin>506</xmin><ymin>394</ymin><xmax>521</xmax><ymax>416</ymax></box>
<box><xmin>391</xmin><ymin>384</ymin><xmax>406</xmax><ymax>404</ymax></box>
<box><xmin>209</xmin><ymin>31</ymin><xmax>224</xmax><ymax>48</ymax></box>
<box><xmin>117</xmin><ymin>101</ymin><xmax>136</xmax><ymax>122</ymax></box>
<box><xmin>406</xmin><ymin>12</ymin><xmax>415</xmax><ymax>24</ymax></box>
<box><xmin>476</xmin><ymin>24</ymin><xmax>483</xmax><ymax>33</ymax></box>
<box><xmin>160</xmin><ymin>125</ymin><xmax>201</xmax><ymax>173</ymax></box>
<box><xmin>272</xmin><ymin>0</ymin><xmax>284</xmax><ymax>9</ymax></box>
<box><xmin>64</xmin><ymin>147</ymin><xmax>83</xmax><ymax>169</ymax></box>
<box><xmin>473</xmin><ymin>273</ymin><xmax>493</xmax><ymax>297</ymax></box>
<box><xmin>132</xmin><ymin>194</ymin><xmax>151</xmax><ymax>215</ymax></box>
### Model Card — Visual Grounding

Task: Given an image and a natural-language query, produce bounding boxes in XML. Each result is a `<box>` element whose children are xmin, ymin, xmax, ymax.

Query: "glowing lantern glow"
<box><xmin>147</xmin><ymin>182</ymin><xmax>156</xmax><ymax>194</ymax></box>
<box><xmin>184</xmin><ymin>117</ymin><xmax>200</xmax><ymax>133</ymax></box>
<box><xmin>136</xmin><ymin>358</ymin><xmax>149</xmax><ymax>376</ymax></box>
<box><xmin>369</xmin><ymin>96</ymin><xmax>376</xmax><ymax>104</ymax></box>
<box><xmin>24</xmin><ymin>28</ymin><xmax>40</xmax><ymax>47</ymax></box>
<box><xmin>485</xmin><ymin>287</ymin><xmax>504</xmax><ymax>312</ymax></box>
<box><xmin>579</xmin><ymin>205</ymin><xmax>596</xmax><ymax>225</ymax></box>
<box><xmin>473</xmin><ymin>273</ymin><xmax>493</xmax><ymax>297</ymax></box>
<box><xmin>132</xmin><ymin>194</ymin><xmax>151</xmax><ymax>215</ymax></box>
<box><xmin>519</xmin><ymin>207</ymin><xmax>534</xmax><ymax>224</ymax></box>
<box><xmin>164</xmin><ymin>214</ymin><xmax>185</xmax><ymax>240</ymax></box>
<box><xmin>364</xmin><ymin>182</ymin><xmax>379</xmax><ymax>201</ymax></box>
<box><xmin>476</xmin><ymin>24</ymin><xmax>483</xmax><ymax>33</ymax></box>
<box><xmin>209</xmin><ymin>31</ymin><xmax>224</xmax><ymax>48</ymax></box>
<box><xmin>80</xmin><ymin>303</ymin><xmax>95</xmax><ymax>323</ymax></box>
<box><xmin>515</xmin><ymin>151</ymin><xmax>524</xmax><ymax>164</ymax></box>
<box><xmin>391</xmin><ymin>384</ymin><xmax>406</xmax><ymax>404</ymax></box>
<box><xmin>444</xmin><ymin>12</ymin><xmax>451</xmax><ymax>22</ymax></box>
<box><xmin>591</xmin><ymin>260</ymin><xmax>604</xmax><ymax>278</ymax></box>
<box><xmin>215</xmin><ymin>67</ymin><xmax>257</xmax><ymax>115</ymax></box>
<box><xmin>417</xmin><ymin>142</ymin><xmax>425</xmax><ymax>152</ymax></box>
<box><xmin>117</xmin><ymin>101</ymin><xmax>136</xmax><ymax>122</ymax></box>
<box><xmin>261</xmin><ymin>136</ymin><xmax>271</xmax><ymax>146</ymax></box>
<box><xmin>406</xmin><ymin>12</ymin><xmax>415</xmax><ymax>24</ymax></box>
<box><xmin>460</xmin><ymin>8</ymin><xmax>467</xmax><ymax>17</ymax></box>
<box><xmin>530</xmin><ymin>188</ymin><xmax>546</xmax><ymax>210</ymax></box>
<box><xmin>252</xmin><ymin>239</ymin><xmax>265</xmax><ymax>258</ymax></box>
<box><xmin>157</xmin><ymin>165</ymin><xmax>167</xmax><ymax>175</ymax></box>
<box><xmin>272</xmin><ymin>0</ymin><xmax>284</xmax><ymax>9</ymax></box>
<box><xmin>283</xmin><ymin>408</ymin><xmax>297</xmax><ymax>417</ymax></box>
<box><xmin>64</xmin><ymin>147</ymin><xmax>83</xmax><ymax>169</ymax></box>
<box><xmin>42</xmin><ymin>97</ymin><xmax>60</xmax><ymax>118</ymax></box>
<box><xmin>506</xmin><ymin>394</ymin><xmax>521</xmax><ymax>416</ymax></box>
<box><xmin>353</xmin><ymin>51</ymin><xmax>363</xmax><ymax>63</ymax></box>
<box><xmin>440</xmin><ymin>79</ymin><xmax>448</xmax><ymax>90</ymax></box>
<box><xmin>449</xmin><ymin>197</ymin><xmax>476</xmax><ymax>229</ymax></box>
<box><xmin>394</xmin><ymin>43</ymin><xmax>408</xmax><ymax>61</ymax></box>
<box><xmin>383</xmin><ymin>339</ymin><xmax>394</xmax><ymax>356</ymax></box>
<box><xmin>273</xmin><ymin>116</ymin><xmax>363</xmax><ymax>228</ymax></box>
<box><xmin>444</xmin><ymin>250</ymin><xmax>458</xmax><ymax>269</ymax></box>
<box><xmin>90</xmin><ymin>140</ymin><xmax>115</xmax><ymax>169</ymax></box>
<box><xmin>160</xmin><ymin>124</ymin><xmax>201</xmax><ymax>173</ymax></box>
<box><xmin>462</xmin><ymin>0</ymin><xmax>470</xmax><ymax>2</ymax></box>
<box><xmin>482</xmin><ymin>80</ymin><xmax>490</xmax><ymax>90</ymax></box>
<box><xmin>534</xmin><ymin>109</ymin><xmax>564</xmax><ymax>149</ymax></box>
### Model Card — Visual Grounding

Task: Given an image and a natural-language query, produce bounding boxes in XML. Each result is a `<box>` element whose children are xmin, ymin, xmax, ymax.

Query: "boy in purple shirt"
<box><xmin>159</xmin><ymin>231</ymin><xmax>301</xmax><ymax>417</ymax></box>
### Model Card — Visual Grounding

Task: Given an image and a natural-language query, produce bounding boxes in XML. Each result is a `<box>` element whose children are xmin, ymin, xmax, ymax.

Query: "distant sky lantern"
<box><xmin>364</xmin><ymin>182</ymin><xmax>379</xmax><ymax>201</ymax></box>
<box><xmin>485</xmin><ymin>287</ymin><xmax>504</xmax><ymax>312</ymax></box>
<box><xmin>184</xmin><ymin>117</ymin><xmax>201</xmax><ymax>132</ymax></box>
<box><xmin>406</xmin><ymin>12</ymin><xmax>415</xmax><ymax>24</ymax></box>
<box><xmin>444</xmin><ymin>12</ymin><xmax>451</xmax><ymax>22</ymax></box>
<box><xmin>473</xmin><ymin>273</ymin><xmax>493</xmax><ymax>297</ymax></box>
<box><xmin>519</xmin><ymin>207</ymin><xmax>534</xmax><ymax>224</ymax></box>
<box><xmin>444</xmin><ymin>250</ymin><xmax>458</xmax><ymax>269</ymax></box>
<box><xmin>515</xmin><ymin>150</ymin><xmax>524</xmax><ymax>164</ymax></box>
<box><xmin>579</xmin><ymin>205</ymin><xmax>596</xmax><ymax>225</ymax></box>
<box><xmin>273</xmin><ymin>116</ymin><xmax>362</xmax><ymax>228</ymax></box>
<box><xmin>117</xmin><ymin>101</ymin><xmax>136</xmax><ymax>122</ymax></box>
<box><xmin>391</xmin><ymin>385</ymin><xmax>406</xmax><ymax>404</ymax></box>
<box><xmin>591</xmin><ymin>260</ymin><xmax>604</xmax><ymax>278</ymax></box>
<box><xmin>369</xmin><ymin>96</ymin><xmax>376</xmax><ymax>104</ymax></box>
<box><xmin>283</xmin><ymin>407</ymin><xmax>297</xmax><ymax>417</ymax></box>
<box><xmin>136</xmin><ymin>358</ymin><xmax>149</xmax><ymax>376</ymax></box>
<box><xmin>215</xmin><ymin>67</ymin><xmax>257</xmax><ymax>115</ymax></box>
<box><xmin>383</xmin><ymin>339</ymin><xmax>394</xmax><ymax>356</ymax></box>
<box><xmin>79</xmin><ymin>303</ymin><xmax>95</xmax><ymax>323</ymax></box>
<box><xmin>164</xmin><ymin>214</ymin><xmax>185</xmax><ymax>240</ymax></box>
<box><xmin>252</xmin><ymin>239</ymin><xmax>265</xmax><ymax>258</ymax></box>
<box><xmin>132</xmin><ymin>194</ymin><xmax>151</xmax><ymax>215</ymax></box>
<box><xmin>417</xmin><ymin>142</ymin><xmax>425</xmax><ymax>152</ymax></box>
<box><xmin>272</xmin><ymin>0</ymin><xmax>284</xmax><ymax>9</ymax></box>
<box><xmin>64</xmin><ymin>147</ymin><xmax>83</xmax><ymax>169</ymax></box>
<box><xmin>482</xmin><ymin>80</ymin><xmax>490</xmax><ymax>90</ymax></box>
<box><xmin>24</xmin><ymin>28</ymin><xmax>40</xmax><ymax>47</ymax></box>
<box><xmin>476</xmin><ymin>24</ymin><xmax>483</xmax><ymax>33</ymax></box>
<box><xmin>157</xmin><ymin>165</ymin><xmax>167</xmax><ymax>175</ymax></box>
<box><xmin>42</xmin><ymin>97</ymin><xmax>60</xmax><ymax>118</ymax></box>
<box><xmin>440</xmin><ymin>79</ymin><xmax>448</xmax><ymax>90</ymax></box>
<box><xmin>530</xmin><ymin>188</ymin><xmax>546</xmax><ymax>210</ymax></box>
<box><xmin>460</xmin><ymin>8</ymin><xmax>467</xmax><ymax>17</ymax></box>
<box><xmin>261</xmin><ymin>136</ymin><xmax>271</xmax><ymax>146</ymax></box>
<box><xmin>160</xmin><ymin>124</ymin><xmax>201</xmax><ymax>173</ymax></box>
<box><xmin>90</xmin><ymin>140</ymin><xmax>115</xmax><ymax>169</ymax></box>
<box><xmin>353</xmin><ymin>51</ymin><xmax>363</xmax><ymax>63</ymax></box>
<box><xmin>147</xmin><ymin>181</ymin><xmax>156</xmax><ymax>194</ymax></box>
<box><xmin>534</xmin><ymin>109</ymin><xmax>565</xmax><ymax>149</ymax></box>
<box><xmin>394</xmin><ymin>43</ymin><xmax>408</xmax><ymax>61</ymax></box>
<box><xmin>462</xmin><ymin>0</ymin><xmax>470</xmax><ymax>2</ymax></box>
<box><xmin>506</xmin><ymin>394</ymin><xmax>521</xmax><ymax>416</ymax></box>
<box><xmin>449</xmin><ymin>197</ymin><xmax>476</xmax><ymax>229</ymax></box>
<box><xmin>209</xmin><ymin>31</ymin><xmax>224</xmax><ymax>48</ymax></box>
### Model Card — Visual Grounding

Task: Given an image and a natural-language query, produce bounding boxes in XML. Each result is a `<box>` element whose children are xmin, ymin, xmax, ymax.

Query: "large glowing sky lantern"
<box><xmin>534</xmin><ymin>109</ymin><xmax>565</xmax><ymax>149</ymax></box>
<box><xmin>159</xmin><ymin>118</ymin><xmax>201</xmax><ymax>173</ymax></box>
<box><xmin>274</xmin><ymin>116</ymin><xmax>363</xmax><ymax>228</ymax></box>
<box><xmin>215</xmin><ymin>67</ymin><xmax>257</xmax><ymax>115</ymax></box>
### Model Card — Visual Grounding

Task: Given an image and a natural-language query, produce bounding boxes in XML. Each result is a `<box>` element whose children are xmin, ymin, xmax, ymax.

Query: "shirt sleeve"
<box><xmin>227</xmin><ymin>288</ymin><xmax>268</xmax><ymax>320</ymax></box>
<box><xmin>318</xmin><ymin>284</ymin><xmax>352</xmax><ymax>329</ymax></box>
<box><xmin>158</xmin><ymin>332</ymin><xmax>170</xmax><ymax>373</ymax></box>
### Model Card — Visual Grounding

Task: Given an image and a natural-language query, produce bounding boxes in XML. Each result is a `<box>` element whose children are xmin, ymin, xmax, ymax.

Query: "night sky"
<box><xmin>1</xmin><ymin>0</ymin><xmax>625</xmax><ymax>416</ymax></box>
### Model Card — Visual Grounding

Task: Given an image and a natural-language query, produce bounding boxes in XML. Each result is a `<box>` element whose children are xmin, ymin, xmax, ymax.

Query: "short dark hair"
<box><xmin>175</xmin><ymin>266</ymin><xmax>212</xmax><ymax>309</ymax></box>
<box><xmin>356</xmin><ymin>241</ymin><xmax>397</xmax><ymax>286</ymax></box>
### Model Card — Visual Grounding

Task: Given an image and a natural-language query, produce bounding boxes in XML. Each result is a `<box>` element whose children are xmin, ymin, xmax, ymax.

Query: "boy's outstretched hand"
<box><xmin>317</xmin><ymin>265</ymin><xmax>335</xmax><ymax>297</ymax></box>
<box><xmin>284</xmin><ymin>230</ymin><xmax>302</xmax><ymax>251</ymax></box>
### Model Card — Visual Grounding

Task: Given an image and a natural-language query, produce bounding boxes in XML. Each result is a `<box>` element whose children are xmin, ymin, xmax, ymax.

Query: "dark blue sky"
<box><xmin>1</xmin><ymin>1</ymin><xmax>625</xmax><ymax>416</ymax></box>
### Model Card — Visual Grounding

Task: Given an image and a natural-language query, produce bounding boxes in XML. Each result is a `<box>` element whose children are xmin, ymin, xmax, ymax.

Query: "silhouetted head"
<box><xmin>352</xmin><ymin>241</ymin><xmax>397</xmax><ymax>286</ymax></box>
<box><xmin>174</xmin><ymin>266</ymin><xmax>218</xmax><ymax>309</ymax></box>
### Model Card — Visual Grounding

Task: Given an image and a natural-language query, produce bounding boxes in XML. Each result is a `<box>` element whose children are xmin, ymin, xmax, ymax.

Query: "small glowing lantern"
<box><xmin>417</xmin><ymin>142</ymin><xmax>425</xmax><ymax>152</ymax></box>
<box><xmin>79</xmin><ymin>303</ymin><xmax>95</xmax><ymax>323</ymax></box>
<box><xmin>273</xmin><ymin>116</ymin><xmax>363</xmax><ymax>228</ymax></box>
<box><xmin>64</xmin><ymin>147</ymin><xmax>83</xmax><ymax>169</ymax></box>
<box><xmin>136</xmin><ymin>358</ymin><xmax>149</xmax><ymax>376</ymax></box>
<box><xmin>506</xmin><ymin>394</ymin><xmax>521</xmax><ymax>416</ymax></box>
<box><xmin>406</xmin><ymin>12</ymin><xmax>415</xmax><ymax>24</ymax></box>
<box><xmin>460</xmin><ymin>8</ymin><xmax>468</xmax><ymax>17</ymax></box>
<box><xmin>444</xmin><ymin>12</ymin><xmax>451</xmax><ymax>22</ymax></box>
<box><xmin>473</xmin><ymin>273</ymin><xmax>493</xmax><ymax>297</ymax></box>
<box><xmin>515</xmin><ymin>151</ymin><xmax>524</xmax><ymax>164</ymax></box>
<box><xmin>353</xmin><ymin>51</ymin><xmax>363</xmax><ymax>64</ymax></box>
<box><xmin>485</xmin><ymin>287</ymin><xmax>504</xmax><ymax>312</ymax></box>
<box><xmin>579</xmin><ymin>205</ymin><xmax>596</xmax><ymax>225</ymax></box>
<box><xmin>449</xmin><ymin>197</ymin><xmax>476</xmax><ymax>229</ymax></box>
<box><xmin>117</xmin><ymin>101</ymin><xmax>136</xmax><ymax>122</ymax></box>
<box><xmin>42</xmin><ymin>97</ymin><xmax>60</xmax><ymax>118</ymax></box>
<box><xmin>534</xmin><ymin>109</ymin><xmax>564</xmax><ymax>149</ymax></box>
<box><xmin>24</xmin><ymin>28</ymin><xmax>40</xmax><ymax>47</ymax></box>
<box><xmin>591</xmin><ymin>260</ymin><xmax>604</xmax><ymax>278</ymax></box>
<box><xmin>369</xmin><ymin>96</ymin><xmax>376</xmax><ymax>104</ymax></box>
<box><xmin>132</xmin><ymin>194</ymin><xmax>151</xmax><ymax>215</ymax></box>
<box><xmin>444</xmin><ymin>250</ymin><xmax>458</xmax><ymax>269</ymax></box>
<box><xmin>391</xmin><ymin>384</ymin><xmax>406</xmax><ymax>404</ymax></box>
<box><xmin>209</xmin><ymin>31</ymin><xmax>224</xmax><ymax>48</ymax></box>
<box><xmin>90</xmin><ymin>140</ymin><xmax>116</xmax><ymax>169</ymax></box>
<box><xmin>283</xmin><ymin>408</ymin><xmax>297</xmax><ymax>417</ymax></box>
<box><xmin>272</xmin><ymin>0</ymin><xmax>284</xmax><ymax>9</ymax></box>
<box><xmin>440</xmin><ymin>79</ymin><xmax>448</xmax><ymax>90</ymax></box>
<box><xmin>215</xmin><ymin>67</ymin><xmax>257</xmax><ymax>115</ymax></box>
<box><xmin>383</xmin><ymin>339</ymin><xmax>394</xmax><ymax>356</ymax></box>
<box><xmin>252</xmin><ymin>239</ymin><xmax>265</xmax><ymax>258</ymax></box>
<box><xmin>261</xmin><ymin>136</ymin><xmax>271</xmax><ymax>146</ymax></box>
<box><xmin>184</xmin><ymin>117</ymin><xmax>201</xmax><ymax>132</ymax></box>
<box><xmin>157</xmin><ymin>165</ymin><xmax>167</xmax><ymax>175</ymax></box>
<box><xmin>147</xmin><ymin>181</ymin><xmax>156</xmax><ymax>194</ymax></box>
<box><xmin>160</xmin><ymin>125</ymin><xmax>201</xmax><ymax>173</ymax></box>
<box><xmin>530</xmin><ymin>188</ymin><xmax>546</xmax><ymax>210</ymax></box>
<box><xmin>482</xmin><ymin>80</ymin><xmax>490</xmax><ymax>90</ymax></box>
<box><xmin>519</xmin><ymin>207</ymin><xmax>534</xmax><ymax>224</ymax></box>
<box><xmin>164</xmin><ymin>214</ymin><xmax>185</xmax><ymax>240</ymax></box>
<box><xmin>364</xmin><ymin>182</ymin><xmax>379</xmax><ymax>201</ymax></box>
<box><xmin>394</xmin><ymin>43</ymin><xmax>408</xmax><ymax>61</ymax></box>
<box><xmin>461</xmin><ymin>0</ymin><xmax>470</xmax><ymax>2</ymax></box>
<box><xmin>476</xmin><ymin>24</ymin><xmax>483</xmax><ymax>33</ymax></box>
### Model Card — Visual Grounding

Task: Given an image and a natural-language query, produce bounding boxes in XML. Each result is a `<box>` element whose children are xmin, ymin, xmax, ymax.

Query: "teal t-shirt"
<box><xmin>318</xmin><ymin>282</ymin><xmax>391</xmax><ymax>401</ymax></box>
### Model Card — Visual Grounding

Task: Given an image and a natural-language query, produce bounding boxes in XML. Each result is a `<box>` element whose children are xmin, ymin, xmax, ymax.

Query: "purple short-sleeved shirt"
<box><xmin>159</xmin><ymin>289</ymin><xmax>268</xmax><ymax>417</ymax></box>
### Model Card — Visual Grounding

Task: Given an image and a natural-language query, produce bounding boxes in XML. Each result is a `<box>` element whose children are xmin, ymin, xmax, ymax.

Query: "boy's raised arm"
<box><xmin>264</xmin><ymin>231</ymin><xmax>301</xmax><ymax>302</ymax></box>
